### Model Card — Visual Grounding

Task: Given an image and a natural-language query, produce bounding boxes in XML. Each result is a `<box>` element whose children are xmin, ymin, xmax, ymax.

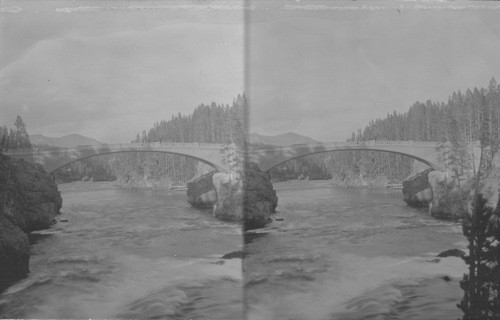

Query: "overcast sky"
<box><xmin>2</xmin><ymin>0</ymin><xmax>500</xmax><ymax>143</ymax></box>
<box><xmin>247</xmin><ymin>0</ymin><xmax>500</xmax><ymax>141</ymax></box>
<box><xmin>0</xmin><ymin>1</ymin><xmax>244</xmax><ymax>143</ymax></box>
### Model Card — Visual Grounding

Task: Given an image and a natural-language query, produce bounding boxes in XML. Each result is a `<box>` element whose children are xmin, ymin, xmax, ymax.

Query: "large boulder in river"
<box><xmin>402</xmin><ymin>168</ymin><xmax>434</xmax><ymax>208</ymax></box>
<box><xmin>243</xmin><ymin>163</ymin><xmax>278</xmax><ymax>230</ymax></box>
<box><xmin>437</xmin><ymin>249</ymin><xmax>466</xmax><ymax>258</ymax></box>
<box><xmin>213</xmin><ymin>171</ymin><xmax>243</xmax><ymax>221</ymax></box>
<box><xmin>186</xmin><ymin>171</ymin><xmax>217</xmax><ymax>208</ymax></box>
<box><xmin>0</xmin><ymin>153</ymin><xmax>62</xmax><ymax>292</ymax></box>
<box><xmin>187</xmin><ymin>163</ymin><xmax>278</xmax><ymax>229</ymax></box>
<box><xmin>428</xmin><ymin>170</ymin><xmax>468</xmax><ymax>220</ymax></box>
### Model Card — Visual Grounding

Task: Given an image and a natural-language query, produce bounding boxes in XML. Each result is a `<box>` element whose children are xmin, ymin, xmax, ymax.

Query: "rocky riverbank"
<box><xmin>187</xmin><ymin>162</ymin><xmax>278</xmax><ymax>230</ymax></box>
<box><xmin>0</xmin><ymin>153</ymin><xmax>62</xmax><ymax>292</ymax></box>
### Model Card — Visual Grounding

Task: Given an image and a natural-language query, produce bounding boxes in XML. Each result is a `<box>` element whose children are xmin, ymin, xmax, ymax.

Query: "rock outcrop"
<box><xmin>213</xmin><ymin>172</ymin><xmax>243</xmax><ymax>221</ymax></box>
<box><xmin>479</xmin><ymin>148</ymin><xmax>500</xmax><ymax>209</ymax></box>
<box><xmin>186</xmin><ymin>162</ymin><xmax>278</xmax><ymax>229</ymax></box>
<box><xmin>243</xmin><ymin>163</ymin><xmax>278</xmax><ymax>230</ymax></box>
<box><xmin>0</xmin><ymin>153</ymin><xmax>62</xmax><ymax>292</ymax></box>
<box><xmin>437</xmin><ymin>249</ymin><xmax>466</xmax><ymax>258</ymax></box>
<box><xmin>0</xmin><ymin>214</ymin><xmax>30</xmax><ymax>293</ymax></box>
<box><xmin>186</xmin><ymin>171</ymin><xmax>217</xmax><ymax>208</ymax></box>
<box><xmin>402</xmin><ymin>168</ymin><xmax>470</xmax><ymax>221</ymax></box>
<box><xmin>428</xmin><ymin>170</ymin><xmax>468</xmax><ymax>220</ymax></box>
<box><xmin>402</xmin><ymin>168</ymin><xmax>434</xmax><ymax>207</ymax></box>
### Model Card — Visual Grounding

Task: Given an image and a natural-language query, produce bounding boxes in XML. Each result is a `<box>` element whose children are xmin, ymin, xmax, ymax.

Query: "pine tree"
<box><xmin>458</xmin><ymin>106</ymin><xmax>500</xmax><ymax>319</ymax></box>
<box><xmin>14</xmin><ymin>115</ymin><xmax>31</xmax><ymax>149</ymax></box>
<box><xmin>459</xmin><ymin>191</ymin><xmax>500</xmax><ymax>319</ymax></box>
<box><xmin>0</xmin><ymin>125</ymin><xmax>8</xmax><ymax>151</ymax></box>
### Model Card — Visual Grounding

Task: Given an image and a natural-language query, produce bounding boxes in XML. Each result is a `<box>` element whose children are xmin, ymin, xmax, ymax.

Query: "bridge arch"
<box><xmin>50</xmin><ymin>150</ymin><xmax>224</xmax><ymax>174</ymax></box>
<box><xmin>261</xmin><ymin>148</ymin><xmax>440</xmax><ymax>173</ymax></box>
<box><xmin>248</xmin><ymin>141</ymin><xmax>454</xmax><ymax>173</ymax></box>
<box><xmin>3</xmin><ymin>142</ymin><xmax>228</xmax><ymax>173</ymax></box>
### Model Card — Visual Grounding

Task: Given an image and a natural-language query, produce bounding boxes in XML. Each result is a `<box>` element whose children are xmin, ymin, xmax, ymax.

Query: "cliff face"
<box><xmin>0</xmin><ymin>153</ymin><xmax>62</xmax><ymax>292</ymax></box>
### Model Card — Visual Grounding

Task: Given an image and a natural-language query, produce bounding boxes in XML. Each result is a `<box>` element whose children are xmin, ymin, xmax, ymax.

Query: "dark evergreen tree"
<box><xmin>0</xmin><ymin>116</ymin><xmax>32</xmax><ymax>151</ymax></box>
<box><xmin>14</xmin><ymin>115</ymin><xmax>31</xmax><ymax>149</ymax></box>
<box><xmin>459</xmin><ymin>190</ymin><xmax>500</xmax><ymax>319</ymax></box>
<box><xmin>0</xmin><ymin>125</ymin><xmax>8</xmax><ymax>151</ymax></box>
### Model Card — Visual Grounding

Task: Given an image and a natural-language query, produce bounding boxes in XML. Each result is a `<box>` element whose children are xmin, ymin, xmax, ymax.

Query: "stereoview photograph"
<box><xmin>1</xmin><ymin>0</ymin><xmax>500</xmax><ymax>319</ymax></box>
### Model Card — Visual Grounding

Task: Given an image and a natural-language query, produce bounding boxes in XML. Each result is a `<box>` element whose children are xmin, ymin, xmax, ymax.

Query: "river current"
<box><xmin>0</xmin><ymin>180</ymin><xmax>468</xmax><ymax>319</ymax></box>
<box><xmin>0</xmin><ymin>182</ymin><xmax>243</xmax><ymax>319</ymax></box>
<box><xmin>245</xmin><ymin>180</ymin><xmax>468</xmax><ymax>320</ymax></box>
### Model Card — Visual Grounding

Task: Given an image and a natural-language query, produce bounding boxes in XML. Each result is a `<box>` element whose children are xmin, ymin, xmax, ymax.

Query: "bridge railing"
<box><xmin>248</xmin><ymin>140</ymin><xmax>443</xmax><ymax>151</ymax></box>
<box><xmin>4</xmin><ymin>140</ymin><xmax>480</xmax><ymax>154</ymax></box>
<box><xmin>1</xmin><ymin>148</ymin><xmax>35</xmax><ymax>154</ymax></box>
<box><xmin>3</xmin><ymin>142</ymin><xmax>226</xmax><ymax>155</ymax></box>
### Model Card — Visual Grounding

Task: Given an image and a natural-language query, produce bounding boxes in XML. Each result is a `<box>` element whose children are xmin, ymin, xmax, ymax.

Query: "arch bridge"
<box><xmin>3</xmin><ymin>142</ymin><xmax>228</xmax><ymax>173</ymax></box>
<box><xmin>3</xmin><ymin>140</ymin><xmax>481</xmax><ymax>175</ymax></box>
<box><xmin>248</xmin><ymin>140</ymin><xmax>481</xmax><ymax>173</ymax></box>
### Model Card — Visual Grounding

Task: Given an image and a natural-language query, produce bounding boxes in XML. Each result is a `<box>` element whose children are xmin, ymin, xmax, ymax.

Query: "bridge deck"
<box><xmin>3</xmin><ymin>140</ymin><xmax>480</xmax><ymax>174</ymax></box>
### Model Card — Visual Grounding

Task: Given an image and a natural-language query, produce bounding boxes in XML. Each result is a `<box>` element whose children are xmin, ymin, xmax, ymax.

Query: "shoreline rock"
<box><xmin>0</xmin><ymin>153</ymin><xmax>62</xmax><ymax>292</ymax></box>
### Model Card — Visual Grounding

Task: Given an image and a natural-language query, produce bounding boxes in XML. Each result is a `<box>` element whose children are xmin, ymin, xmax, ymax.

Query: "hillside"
<box><xmin>30</xmin><ymin>134</ymin><xmax>103</xmax><ymax>147</ymax></box>
<box><xmin>249</xmin><ymin>132</ymin><xmax>320</xmax><ymax>146</ymax></box>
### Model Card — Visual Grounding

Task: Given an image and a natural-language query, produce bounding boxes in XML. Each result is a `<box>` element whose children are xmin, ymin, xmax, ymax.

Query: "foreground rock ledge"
<box><xmin>0</xmin><ymin>153</ymin><xmax>62</xmax><ymax>292</ymax></box>
<box><xmin>187</xmin><ymin>162</ymin><xmax>278</xmax><ymax>230</ymax></box>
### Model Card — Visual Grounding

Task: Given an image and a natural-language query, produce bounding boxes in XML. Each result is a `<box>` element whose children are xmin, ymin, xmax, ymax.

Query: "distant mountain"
<box><xmin>249</xmin><ymin>132</ymin><xmax>321</xmax><ymax>145</ymax></box>
<box><xmin>30</xmin><ymin>134</ymin><xmax>104</xmax><ymax>147</ymax></box>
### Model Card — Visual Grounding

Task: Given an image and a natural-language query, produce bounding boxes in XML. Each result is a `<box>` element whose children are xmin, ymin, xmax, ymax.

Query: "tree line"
<box><xmin>349</xmin><ymin>77</ymin><xmax>500</xmax><ymax>177</ymax></box>
<box><xmin>133</xmin><ymin>94</ymin><xmax>247</xmax><ymax>147</ymax></box>
<box><xmin>270</xmin><ymin>78</ymin><xmax>500</xmax><ymax>184</ymax></box>
<box><xmin>112</xmin><ymin>94</ymin><xmax>247</xmax><ymax>186</ymax></box>
<box><xmin>0</xmin><ymin>116</ymin><xmax>32</xmax><ymax>151</ymax></box>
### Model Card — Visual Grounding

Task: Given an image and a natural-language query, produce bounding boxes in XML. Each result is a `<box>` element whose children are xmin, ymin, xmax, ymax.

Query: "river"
<box><xmin>0</xmin><ymin>182</ymin><xmax>243</xmax><ymax>319</ymax></box>
<box><xmin>0</xmin><ymin>180</ymin><xmax>468</xmax><ymax>319</ymax></box>
<box><xmin>244</xmin><ymin>180</ymin><xmax>468</xmax><ymax>320</ymax></box>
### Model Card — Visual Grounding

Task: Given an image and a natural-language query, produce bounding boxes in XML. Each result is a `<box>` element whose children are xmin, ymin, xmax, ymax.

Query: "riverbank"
<box><xmin>56</xmin><ymin>180</ymin><xmax>188</xmax><ymax>192</ymax></box>
<box><xmin>272</xmin><ymin>176</ymin><xmax>402</xmax><ymax>189</ymax></box>
<box><xmin>271</xmin><ymin>179</ymin><xmax>401</xmax><ymax>190</ymax></box>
